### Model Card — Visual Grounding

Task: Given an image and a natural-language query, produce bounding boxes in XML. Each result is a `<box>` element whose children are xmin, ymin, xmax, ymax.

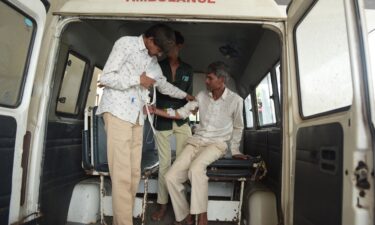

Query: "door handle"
<box><xmin>58</xmin><ymin>97</ymin><xmax>66</xmax><ymax>103</ymax></box>
<box><xmin>319</xmin><ymin>147</ymin><xmax>338</xmax><ymax>175</ymax></box>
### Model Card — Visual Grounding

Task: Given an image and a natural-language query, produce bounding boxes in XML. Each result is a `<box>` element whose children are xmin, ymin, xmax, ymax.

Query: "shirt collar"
<box><xmin>221</xmin><ymin>87</ymin><xmax>228</xmax><ymax>100</ymax></box>
<box><xmin>161</xmin><ymin>57</ymin><xmax>184</xmax><ymax>65</ymax></box>
<box><xmin>138</xmin><ymin>35</ymin><xmax>147</xmax><ymax>51</ymax></box>
<box><xmin>208</xmin><ymin>87</ymin><xmax>228</xmax><ymax>100</ymax></box>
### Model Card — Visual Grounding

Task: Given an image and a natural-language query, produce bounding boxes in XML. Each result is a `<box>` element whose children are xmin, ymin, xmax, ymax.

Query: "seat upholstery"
<box><xmin>207</xmin><ymin>157</ymin><xmax>260</xmax><ymax>179</ymax></box>
<box><xmin>92</xmin><ymin>107</ymin><xmax>109</xmax><ymax>172</ymax></box>
<box><xmin>83</xmin><ymin>106</ymin><xmax>159</xmax><ymax>174</ymax></box>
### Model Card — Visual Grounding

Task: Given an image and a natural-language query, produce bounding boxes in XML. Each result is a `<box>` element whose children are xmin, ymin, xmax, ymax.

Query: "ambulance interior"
<box><xmin>3</xmin><ymin>0</ymin><xmax>375</xmax><ymax>224</ymax></box>
<box><xmin>39</xmin><ymin>19</ymin><xmax>284</xmax><ymax>225</ymax></box>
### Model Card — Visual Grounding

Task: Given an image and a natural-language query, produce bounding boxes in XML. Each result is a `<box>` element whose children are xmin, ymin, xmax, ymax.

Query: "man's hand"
<box><xmin>186</xmin><ymin>94</ymin><xmax>195</xmax><ymax>101</ymax></box>
<box><xmin>143</xmin><ymin>105</ymin><xmax>155</xmax><ymax>115</ymax></box>
<box><xmin>232</xmin><ymin>154</ymin><xmax>250</xmax><ymax>160</ymax></box>
<box><xmin>191</xmin><ymin>107</ymin><xmax>199</xmax><ymax>115</ymax></box>
<box><xmin>140</xmin><ymin>72</ymin><xmax>156</xmax><ymax>89</ymax></box>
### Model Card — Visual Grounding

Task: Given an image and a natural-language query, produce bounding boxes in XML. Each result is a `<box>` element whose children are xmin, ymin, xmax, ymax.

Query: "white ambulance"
<box><xmin>0</xmin><ymin>0</ymin><xmax>374</xmax><ymax>224</ymax></box>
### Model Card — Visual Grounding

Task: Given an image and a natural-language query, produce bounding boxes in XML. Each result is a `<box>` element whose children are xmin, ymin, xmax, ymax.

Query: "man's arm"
<box><xmin>153</xmin><ymin>100</ymin><xmax>199</xmax><ymax>120</ymax></box>
<box><xmin>230</xmin><ymin>99</ymin><xmax>248</xmax><ymax>159</ymax></box>
<box><xmin>154</xmin><ymin>107</ymin><xmax>182</xmax><ymax>120</ymax></box>
<box><xmin>156</xmin><ymin>78</ymin><xmax>187</xmax><ymax>99</ymax></box>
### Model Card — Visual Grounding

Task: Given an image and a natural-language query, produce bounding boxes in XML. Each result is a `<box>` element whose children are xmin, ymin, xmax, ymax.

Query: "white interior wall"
<box><xmin>365</xmin><ymin>9</ymin><xmax>375</xmax><ymax>31</ymax></box>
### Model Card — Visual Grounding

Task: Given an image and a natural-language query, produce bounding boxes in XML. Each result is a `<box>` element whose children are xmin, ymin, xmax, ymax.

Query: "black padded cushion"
<box><xmin>82</xmin><ymin>130</ymin><xmax>92</xmax><ymax>170</ymax></box>
<box><xmin>207</xmin><ymin>169</ymin><xmax>253</xmax><ymax>178</ymax></box>
<box><xmin>90</xmin><ymin>107</ymin><xmax>160</xmax><ymax>174</ymax></box>
<box><xmin>207</xmin><ymin>157</ymin><xmax>260</xmax><ymax>178</ymax></box>
<box><xmin>92</xmin><ymin>107</ymin><xmax>109</xmax><ymax>172</ymax></box>
<box><xmin>141</xmin><ymin>149</ymin><xmax>159</xmax><ymax>171</ymax></box>
<box><xmin>209</xmin><ymin>158</ymin><xmax>258</xmax><ymax>168</ymax></box>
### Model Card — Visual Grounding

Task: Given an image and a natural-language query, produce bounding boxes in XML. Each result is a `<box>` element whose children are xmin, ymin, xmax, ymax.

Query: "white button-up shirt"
<box><xmin>177</xmin><ymin>88</ymin><xmax>244</xmax><ymax>155</ymax></box>
<box><xmin>97</xmin><ymin>35</ymin><xmax>187</xmax><ymax>125</ymax></box>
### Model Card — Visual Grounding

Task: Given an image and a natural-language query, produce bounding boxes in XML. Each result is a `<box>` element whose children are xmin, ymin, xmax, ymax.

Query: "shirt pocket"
<box><xmin>181</xmin><ymin>75</ymin><xmax>190</xmax><ymax>82</ymax></box>
<box><xmin>176</xmin><ymin>74</ymin><xmax>190</xmax><ymax>91</ymax></box>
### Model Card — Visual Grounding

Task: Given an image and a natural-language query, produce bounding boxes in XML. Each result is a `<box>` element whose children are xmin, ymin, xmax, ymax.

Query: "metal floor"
<box><xmin>98</xmin><ymin>202</ymin><xmax>235</xmax><ymax>225</ymax></box>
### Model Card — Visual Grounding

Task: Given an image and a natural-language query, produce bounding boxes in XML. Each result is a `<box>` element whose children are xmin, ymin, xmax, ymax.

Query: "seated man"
<box><xmin>151</xmin><ymin>61</ymin><xmax>248</xmax><ymax>225</ymax></box>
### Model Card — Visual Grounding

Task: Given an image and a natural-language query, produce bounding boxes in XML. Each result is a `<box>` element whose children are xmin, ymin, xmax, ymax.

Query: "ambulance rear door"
<box><xmin>0</xmin><ymin>0</ymin><xmax>46</xmax><ymax>223</ymax></box>
<box><xmin>284</xmin><ymin>0</ymin><xmax>374</xmax><ymax>224</ymax></box>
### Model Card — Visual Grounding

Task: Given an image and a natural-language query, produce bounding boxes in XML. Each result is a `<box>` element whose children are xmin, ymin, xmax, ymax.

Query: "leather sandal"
<box><xmin>151</xmin><ymin>210</ymin><xmax>166</xmax><ymax>221</ymax></box>
<box><xmin>151</xmin><ymin>204</ymin><xmax>167</xmax><ymax>221</ymax></box>
<box><xmin>173</xmin><ymin>218</ymin><xmax>194</xmax><ymax>225</ymax></box>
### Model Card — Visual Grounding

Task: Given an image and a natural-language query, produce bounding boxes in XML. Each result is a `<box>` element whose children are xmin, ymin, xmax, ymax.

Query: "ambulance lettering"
<box><xmin>125</xmin><ymin>0</ymin><xmax>216</xmax><ymax>3</ymax></box>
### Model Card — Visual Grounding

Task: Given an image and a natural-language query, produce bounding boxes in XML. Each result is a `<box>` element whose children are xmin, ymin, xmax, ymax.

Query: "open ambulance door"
<box><xmin>284</xmin><ymin>0</ymin><xmax>374</xmax><ymax>224</ymax></box>
<box><xmin>0</xmin><ymin>0</ymin><xmax>46</xmax><ymax>224</ymax></box>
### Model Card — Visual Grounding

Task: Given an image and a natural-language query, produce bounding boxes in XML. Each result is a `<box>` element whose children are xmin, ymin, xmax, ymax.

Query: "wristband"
<box><xmin>166</xmin><ymin>108</ymin><xmax>176</xmax><ymax>117</ymax></box>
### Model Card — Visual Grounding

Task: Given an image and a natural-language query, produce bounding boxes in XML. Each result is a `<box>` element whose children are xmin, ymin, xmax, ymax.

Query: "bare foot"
<box><xmin>173</xmin><ymin>214</ymin><xmax>194</xmax><ymax>225</ymax></box>
<box><xmin>185</xmin><ymin>214</ymin><xmax>194</xmax><ymax>225</ymax></box>
<box><xmin>198</xmin><ymin>212</ymin><xmax>208</xmax><ymax>225</ymax></box>
<box><xmin>151</xmin><ymin>204</ymin><xmax>167</xmax><ymax>221</ymax></box>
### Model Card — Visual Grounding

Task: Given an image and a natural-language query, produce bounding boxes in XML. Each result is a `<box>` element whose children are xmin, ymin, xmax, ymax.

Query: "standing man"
<box><xmin>152</xmin><ymin>61</ymin><xmax>248</xmax><ymax>225</ymax></box>
<box><xmin>96</xmin><ymin>24</ymin><xmax>194</xmax><ymax>225</ymax></box>
<box><xmin>151</xmin><ymin>31</ymin><xmax>194</xmax><ymax>221</ymax></box>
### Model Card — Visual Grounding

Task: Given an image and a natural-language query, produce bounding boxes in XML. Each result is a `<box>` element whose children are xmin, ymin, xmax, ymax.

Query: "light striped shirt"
<box><xmin>177</xmin><ymin>88</ymin><xmax>244</xmax><ymax>155</ymax></box>
<box><xmin>97</xmin><ymin>35</ymin><xmax>187</xmax><ymax>125</ymax></box>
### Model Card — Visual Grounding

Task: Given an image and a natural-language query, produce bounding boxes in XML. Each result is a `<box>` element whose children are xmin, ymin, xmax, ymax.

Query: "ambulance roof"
<box><xmin>55</xmin><ymin>0</ymin><xmax>286</xmax><ymax>21</ymax></box>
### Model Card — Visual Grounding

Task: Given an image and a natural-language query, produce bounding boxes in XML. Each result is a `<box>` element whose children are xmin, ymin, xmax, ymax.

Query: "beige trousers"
<box><xmin>165</xmin><ymin>138</ymin><xmax>227</xmax><ymax>222</ymax></box>
<box><xmin>155</xmin><ymin>122</ymin><xmax>192</xmax><ymax>204</ymax></box>
<box><xmin>103</xmin><ymin>113</ymin><xmax>143</xmax><ymax>225</ymax></box>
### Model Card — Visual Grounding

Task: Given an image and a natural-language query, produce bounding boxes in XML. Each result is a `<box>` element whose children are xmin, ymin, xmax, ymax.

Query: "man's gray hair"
<box><xmin>207</xmin><ymin>61</ymin><xmax>230</xmax><ymax>83</ymax></box>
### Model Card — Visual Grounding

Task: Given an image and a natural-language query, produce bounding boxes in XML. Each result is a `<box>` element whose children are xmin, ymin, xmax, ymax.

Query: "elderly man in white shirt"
<box><xmin>152</xmin><ymin>61</ymin><xmax>248</xmax><ymax>225</ymax></box>
<box><xmin>96</xmin><ymin>24</ymin><xmax>194</xmax><ymax>225</ymax></box>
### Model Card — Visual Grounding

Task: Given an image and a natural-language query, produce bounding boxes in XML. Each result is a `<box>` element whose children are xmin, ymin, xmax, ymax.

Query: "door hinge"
<box><xmin>354</xmin><ymin>161</ymin><xmax>370</xmax><ymax>192</ymax></box>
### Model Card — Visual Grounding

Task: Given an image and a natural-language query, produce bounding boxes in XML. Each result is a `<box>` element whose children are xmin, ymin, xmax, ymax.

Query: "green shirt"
<box><xmin>154</xmin><ymin>58</ymin><xmax>193</xmax><ymax>131</ymax></box>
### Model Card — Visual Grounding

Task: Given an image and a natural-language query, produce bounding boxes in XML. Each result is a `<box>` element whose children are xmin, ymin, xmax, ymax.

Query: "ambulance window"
<box><xmin>0</xmin><ymin>1</ymin><xmax>35</xmax><ymax>107</ymax></box>
<box><xmin>295</xmin><ymin>0</ymin><xmax>352</xmax><ymax>117</ymax></box>
<box><xmin>56</xmin><ymin>52</ymin><xmax>87</xmax><ymax>115</ymax></box>
<box><xmin>256</xmin><ymin>73</ymin><xmax>276</xmax><ymax>126</ymax></box>
<box><xmin>244</xmin><ymin>94</ymin><xmax>254</xmax><ymax>128</ymax></box>
<box><xmin>86</xmin><ymin>66</ymin><xmax>103</xmax><ymax>107</ymax></box>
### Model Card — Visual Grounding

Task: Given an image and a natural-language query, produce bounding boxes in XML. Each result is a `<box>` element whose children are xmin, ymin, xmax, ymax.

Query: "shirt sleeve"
<box><xmin>230</xmin><ymin>98</ymin><xmax>244</xmax><ymax>155</ymax></box>
<box><xmin>99</xmin><ymin>37</ymin><xmax>140</xmax><ymax>90</ymax></box>
<box><xmin>144</xmin><ymin>57</ymin><xmax>186</xmax><ymax>99</ymax></box>
<box><xmin>156</xmin><ymin>79</ymin><xmax>187</xmax><ymax>99</ymax></box>
<box><xmin>176</xmin><ymin>91</ymin><xmax>202</xmax><ymax>119</ymax></box>
<box><xmin>176</xmin><ymin>100</ymin><xmax>198</xmax><ymax>119</ymax></box>
<box><xmin>154</xmin><ymin>62</ymin><xmax>187</xmax><ymax>99</ymax></box>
